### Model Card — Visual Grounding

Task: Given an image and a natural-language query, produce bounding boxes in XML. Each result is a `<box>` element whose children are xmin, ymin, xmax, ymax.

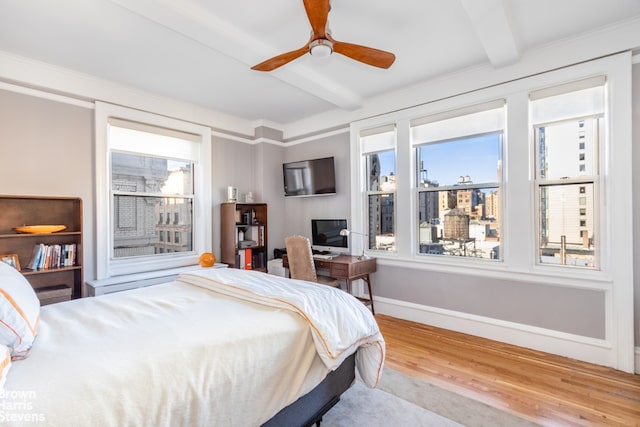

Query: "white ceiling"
<box><xmin>1</xmin><ymin>0</ymin><xmax>639</xmax><ymax>132</ymax></box>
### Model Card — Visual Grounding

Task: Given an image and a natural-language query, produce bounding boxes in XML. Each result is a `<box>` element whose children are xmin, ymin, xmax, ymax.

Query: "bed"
<box><xmin>0</xmin><ymin>264</ymin><xmax>385</xmax><ymax>426</ymax></box>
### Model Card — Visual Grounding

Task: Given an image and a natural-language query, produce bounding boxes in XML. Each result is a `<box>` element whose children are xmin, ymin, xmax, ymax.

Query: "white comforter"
<box><xmin>2</xmin><ymin>268</ymin><xmax>385</xmax><ymax>426</ymax></box>
<box><xmin>179</xmin><ymin>268</ymin><xmax>385</xmax><ymax>387</ymax></box>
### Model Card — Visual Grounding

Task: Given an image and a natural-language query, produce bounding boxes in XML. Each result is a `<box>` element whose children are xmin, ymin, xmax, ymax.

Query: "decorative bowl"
<box><xmin>13</xmin><ymin>225</ymin><xmax>67</xmax><ymax>234</ymax></box>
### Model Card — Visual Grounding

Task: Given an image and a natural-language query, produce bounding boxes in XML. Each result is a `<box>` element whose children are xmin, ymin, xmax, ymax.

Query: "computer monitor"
<box><xmin>310</xmin><ymin>219</ymin><xmax>349</xmax><ymax>254</ymax></box>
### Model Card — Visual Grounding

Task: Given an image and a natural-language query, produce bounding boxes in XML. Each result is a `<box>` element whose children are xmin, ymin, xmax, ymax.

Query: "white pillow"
<box><xmin>0</xmin><ymin>344</ymin><xmax>10</xmax><ymax>389</ymax></box>
<box><xmin>0</xmin><ymin>262</ymin><xmax>40</xmax><ymax>359</ymax></box>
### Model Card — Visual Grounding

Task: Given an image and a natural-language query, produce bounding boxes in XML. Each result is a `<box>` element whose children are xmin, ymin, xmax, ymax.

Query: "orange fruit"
<box><xmin>198</xmin><ymin>252</ymin><xmax>216</xmax><ymax>267</ymax></box>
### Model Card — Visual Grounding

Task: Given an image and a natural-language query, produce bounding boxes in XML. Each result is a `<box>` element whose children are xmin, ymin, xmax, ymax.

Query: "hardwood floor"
<box><xmin>375</xmin><ymin>314</ymin><xmax>640</xmax><ymax>426</ymax></box>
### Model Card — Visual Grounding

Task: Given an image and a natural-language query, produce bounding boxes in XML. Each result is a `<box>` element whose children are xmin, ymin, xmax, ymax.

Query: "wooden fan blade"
<box><xmin>251</xmin><ymin>45</ymin><xmax>309</xmax><ymax>71</ymax></box>
<box><xmin>332</xmin><ymin>40</ymin><xmax>396</xmax><ymax>69</ymax></box>
<box><xmin>303</xmin><ymin>0</ymin><xmax>330</xmax><ymax>38</ymax></box>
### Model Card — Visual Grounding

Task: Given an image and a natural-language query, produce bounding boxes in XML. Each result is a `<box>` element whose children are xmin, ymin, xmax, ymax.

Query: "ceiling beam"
<box><xmin>107</xmin><ymin>0</ymin><xmax>363</xmax><ymax>110</ymax></box>
<box><xmin>460</xmin><ymin>0</ymin><xmax>520</xmax><ymax>67</ymax></box>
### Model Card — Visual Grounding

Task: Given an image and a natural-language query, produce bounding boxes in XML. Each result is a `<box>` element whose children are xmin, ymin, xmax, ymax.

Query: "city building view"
<box><xmin>536</xmin><ymin>117</ymin><xmax>597</xmax><ymax>267</ymax></box>
<box><xmin>416</xmin><ymin>176</ymin><xmax>501</xmax><ymax>260</ymax></box>
<box><xmin>366</xmin><ymin>132</ymin><xmax>502</xmax><ymax>259</ymax></box>
<box><xmin>111</xmin><ymin>152</ymin><xmax>194</xmax><ymax>258</ymax></box>
<box><xmin>365</xmin><ymin>114</ymin><xmax>597</xmax><ymax>267</ymax></box>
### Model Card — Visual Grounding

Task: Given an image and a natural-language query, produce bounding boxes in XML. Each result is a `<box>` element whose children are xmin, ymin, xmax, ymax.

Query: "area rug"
<box><xmin>322</xmin><ymin>368</ymin><xmax>540</xmax><ymax>427</ymax></box>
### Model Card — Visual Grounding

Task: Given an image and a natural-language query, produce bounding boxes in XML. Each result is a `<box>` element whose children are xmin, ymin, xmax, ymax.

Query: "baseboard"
<box><xmin>374</xmin><ymin>296</ymin><xmax>624</xmax><ymax>371</ymax></box>
<box><xmin>635</xmin><ymin>347</ymin><xmax>640</xmax><ymax>374</ymax></box>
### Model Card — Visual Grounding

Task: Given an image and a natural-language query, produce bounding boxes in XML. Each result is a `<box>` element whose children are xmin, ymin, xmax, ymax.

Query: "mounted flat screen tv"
<box><xmin>283</xmin><ymin>156</ymin><xmax>336</xmax><ymax>197</ymax></box>
<box><xmin>311</xmin><ymin>219</ymin><xmax>349</xmax><ymax>254</ymax></box>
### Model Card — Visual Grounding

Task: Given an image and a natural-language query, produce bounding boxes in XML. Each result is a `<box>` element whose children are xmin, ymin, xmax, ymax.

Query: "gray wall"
<box><xmin>0</xmin><ymin>90</ymin><xmax>96</xmax><ymax>282</ymax></box>
<box><xmin>374</xmin><ymin>265</ymin><xmax>605</xmax><ymax>337</ymax></box>
<box><xmin>275</xmin><ymin>133</ymin><xmax>352</xmax><ymax>251</ymax></box>
<box><xmin>211</xmin><ymin>136</ymin><xmax>255</xmax><ymax>258</ymax></box>
<box><xmin>210</xmin><ymin>137</ymin><xmax>285</xmax><ymax>260</ymax></box>
<box><xmin>208</xmin><ymin>133</ymin><xmax>352</xmax><ymax>263</ymax></box>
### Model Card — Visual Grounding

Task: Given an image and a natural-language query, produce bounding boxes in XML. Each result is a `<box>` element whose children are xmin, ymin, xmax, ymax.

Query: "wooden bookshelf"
<box><xmin>0</xmin><ymin>196</ymin><xmax>83</xmax><ymax>304</ymax></box>
<box><xmin>220</xmin><ymin>202</ymin><xmax>268</xmax><ymax>272</ymax></box>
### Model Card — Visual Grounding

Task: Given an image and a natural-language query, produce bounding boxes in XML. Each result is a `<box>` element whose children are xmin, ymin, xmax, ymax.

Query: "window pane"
<box><xmin>113</xmin><ymin>195</ymin><xmax>193</xmax><ymax>258</ymax></box>
<box><xmin>417</xmin><ymin>133</ymin><xmax>501</xmax><ymax>187</ymax></box>
<box><xmin>112</xmin><ymin>152</ymin><xmax>193</xmax><ymax>195</ymax></box>
<box><xmin>418</xmin><ymin>188</ymin><xmax>500</xmax><ymax>259</ymax></box>
<box><xmin>539</xmin><ymin>183</ymin><xmax>594</xmax><ymax>267</ymax></box>
<box><xmin>536</xmin><ymin>118</ymin><xmax>598</xmax><ymax>179</ymax></box>
<box><xmin>367</xmin><ymin>150</ymin><xmax>396</xmax><ymax>191</ymax></box>
<box><xmin>111</xmin><ymin>151</ymin><xmax>195</xmax><ymax>259</ymax></box>
<box><xmin>367</xmin><ymin>194</ymin><xmax>395</xmax><ymax>251</ymax></box>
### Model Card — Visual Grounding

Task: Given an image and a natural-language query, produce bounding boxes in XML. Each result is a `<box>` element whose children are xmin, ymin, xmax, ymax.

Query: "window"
<box><xmin>349</xmin><ymin>56</ymin><xmax>625</xmax><ymax>275</ymax></box>
<box><xmin>111</xmin><ymin>152</ymin><xmax>192</xmax><ymax>257</ymax></box>
<box><xmin>531</xmin><ymin>77</ymin><xmax>604</xmax><ymax>269</ymax></box>
<box><xmin>411</xmin><ymin>102</ymin><xmax>504</xmax><ymax>260</ymax></box>
<box><xmin>360</xmin><ymin>126</ymin><xmax>396</xmax><ymax>253</ymax></box>
<box><xmin>95</xmin><ymin>103</ymin><xmax>211</xmax><ymax>279</ymax></box>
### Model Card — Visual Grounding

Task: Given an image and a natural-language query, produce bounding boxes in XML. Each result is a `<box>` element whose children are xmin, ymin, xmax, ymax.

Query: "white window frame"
<box><xmin>95</xmin><ymin>102</ymin><xmax>212</xmax><ymax>279</ymax></box>
<box><xmin>360</xmin><ymin>126</ymin><xmax>398</xmax><ymax>255</ymax></box>
<box><xmin>411</xmin><ymin>101</ymin><xmax>505</xmax><ymax>261</ymax></box>
<box><xmin>349</xmin><ymin>53</ymin><xmax>633</xmax><ymax>372</ymax></box>
<box><xmin>530</xmin><ymin>79</ymin><xmax>605</xmax><ymax>270</ymax></box>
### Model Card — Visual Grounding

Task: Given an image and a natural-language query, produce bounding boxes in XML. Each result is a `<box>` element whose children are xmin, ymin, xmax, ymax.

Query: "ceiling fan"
<box><xmin>251</xmin><ymin>0</ymin><xmax>395</xmax><ymax>72</ymax></box>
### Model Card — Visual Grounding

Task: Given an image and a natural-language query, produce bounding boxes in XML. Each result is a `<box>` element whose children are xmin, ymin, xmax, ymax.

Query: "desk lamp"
<box><xmin>339</xmin><ymin>229</ymin><xmax>368</xmax><ymax>260</ymax></box>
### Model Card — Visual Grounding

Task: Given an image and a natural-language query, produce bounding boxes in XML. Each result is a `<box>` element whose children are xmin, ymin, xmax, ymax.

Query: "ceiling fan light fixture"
<box><xmin>309</xmin><ymin>39</ymin><xmax>333</xmax><ymax>58</ymax></box>
<box><xmin>250</xmin><ymin>0</ymin><xmax>395</xmax><ymax>71</ymax></box>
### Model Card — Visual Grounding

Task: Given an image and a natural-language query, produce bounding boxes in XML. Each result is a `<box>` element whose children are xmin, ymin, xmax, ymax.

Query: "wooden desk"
<box><xmin>282</xmin><ymin>254</ymin><xmax>377</xmax><ymax>313</ymax></box>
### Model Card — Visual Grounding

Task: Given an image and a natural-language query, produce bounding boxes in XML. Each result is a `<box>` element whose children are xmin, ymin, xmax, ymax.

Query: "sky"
<box><xmin>378</xmin><ymin>133</ymin><xmax>501</xmax><ymax>186</ymax></box>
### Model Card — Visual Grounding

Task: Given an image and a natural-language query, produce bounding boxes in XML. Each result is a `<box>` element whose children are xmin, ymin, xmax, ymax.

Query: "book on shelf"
<box><xmin>234</xmin><ymin>248</ymin><xmax>256</xmax><ymax>270</ymax></box>
<box><xmin>251</xmin><ymin>251</ymin><xmax>266</xmax><ymax>270</ymax></box>
<box><xmin>237</xmin><ymin>249</ymin><xmax>245</xmax><ymax>270</ymax></box>
<box><xmin>26</xmin><ymin>244</ymin><xmax>43</xmax><ymax>270</ymax></box>
<box><xmin>27</xmin><ymin>243</ymin><xmax>77</xmax><ymax>270</ymax></box>
<box><xmin>244</xmin><ymin>248</ymin><xmax>252</xmax><ymax>270</ymax></box>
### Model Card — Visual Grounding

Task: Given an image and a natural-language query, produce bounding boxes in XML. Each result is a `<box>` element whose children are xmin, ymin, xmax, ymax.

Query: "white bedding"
<box><xmin>2</xmin><ymin>268</ymin><xmax>384</xmax><ymax>426</ymax></box>
<box><xmin>179</xmin><ymin>268</ymin><xmax>385</xmax><ymax>387</ymax></box>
